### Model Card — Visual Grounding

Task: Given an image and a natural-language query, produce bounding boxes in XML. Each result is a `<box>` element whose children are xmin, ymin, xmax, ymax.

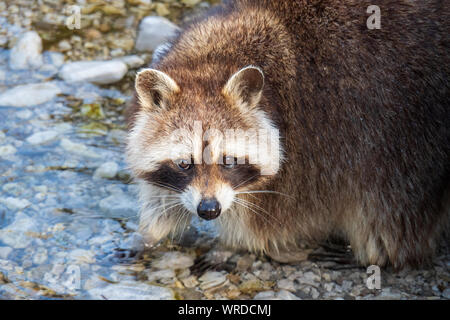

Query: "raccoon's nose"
<box><xmin>197</xmin><ymin>198</ymin><xmax>222</xmax><ymax>220</ymax></box>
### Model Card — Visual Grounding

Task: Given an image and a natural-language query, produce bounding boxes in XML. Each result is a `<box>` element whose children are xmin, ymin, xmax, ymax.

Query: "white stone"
<box><xmin>94</xmin><ymin>162</ymin><xmax>119</xmax><ymax>179</ymax></box>
<box><xmin>135</xmin><ymin>16</ymin><xmax>179</xmax><ymax>52</ymax></box>
<box><xmin>0</xmin><ymin>213</ymin><xmax>37</xmax><ymax>249</ymax></box>
<box><xmin>16</xmin><ymin>109</ymin><xmax>33</xmax><ymax>119</ymax></box>
<box><xmin>26</xmin><ymin>130</ymin><xmax>59</xmax><ymax>145</ymax></box>
<box><xmin>60</xmin><ymin>138</ymin><xmax>101</xmax><ymax>159</ymax></box>
<box><xmin>1</xmin><ymin>197</ymin><xmax>31</xmax><ymax>210</ymax></box>
<box><xmin>277</xmin><ymin>279</ymin><xmax>296</xmax><ymax>292</ymax></box>
<box><xmin>68</xmin><ymin>249</ymin><xmax>96</xmax><ymax>264</ymax></box>
<box><xmin>152</xmin><ymin>252</ymin><xmax>195</xmax><ymax>270</ymax></box>
<box><xmin>115</xmin><ymin>55</ymin><xmax>145</xmax><ymax>69</ymax></box>
<box><xmin>254</xmin><ymin>290</ymin><xmax>301</xmax><ymax>300</ymax></box>
<box><xmin>59</xmin><ymin>60</ymin><xmax>128</xmax><ymax>84</ymax></box>
<box><xmin>0</xmin><ymin>247</ymin><xmax>13</xmax><ymax>259</ymax></box>
<box><xmin>0</xmin><ymin>82</ymin><xmax>61</xmax><ymax>107</ymax></box>
<box><xmin>89</xmin><ymin>281</ymin><xmax>173</xmax><ymax>300</ymax></box>
<box><xmin>198</xmin><ymin>271</ymin><xmax>227</xmax><ymax>290</ymax></box>
<box><xmin>277</xmin><ymin>290</ymin><xmax>301</xmax><ymax>300</ymax></box>
<box><xmin>9</xmin><ymin>31</ymin><xmax>43</xmax><ymax>70</ymax></box>
<box><xmin>0</xmin><ymin>145</ymin><xmax>16</xmax><ymax>157</ymax></box>
<box><xmin>99</xmin><ymin>193</ymin><xmax>136</xmax><ymax>217</ymax></box>
<box><xmin>58</xmin><ymin>40</ymin><xmax>72</xmax><ymax>52</ymax></box>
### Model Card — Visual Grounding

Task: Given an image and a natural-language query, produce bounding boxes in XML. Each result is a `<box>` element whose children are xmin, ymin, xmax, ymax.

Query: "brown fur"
<box><xmin>127</xmin><ymin>0</ymin><xmax>450</xmax><ymax>269</ymax></box>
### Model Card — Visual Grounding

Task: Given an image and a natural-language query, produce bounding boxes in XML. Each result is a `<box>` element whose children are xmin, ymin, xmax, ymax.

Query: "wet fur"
<box><xmin>127</xmin><ymin>0</ymin><xmax>450</xmax><ymax>268</ymax></box>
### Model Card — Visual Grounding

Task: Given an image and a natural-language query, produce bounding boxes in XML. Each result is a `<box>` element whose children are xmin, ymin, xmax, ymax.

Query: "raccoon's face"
<box><xmin>127</xmin><ymin>66</ymin><xmax>282</xmax><ymax>221</ymax></box>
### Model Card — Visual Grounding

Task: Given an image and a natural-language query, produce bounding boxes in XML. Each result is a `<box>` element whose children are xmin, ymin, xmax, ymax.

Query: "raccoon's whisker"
<box><xmin>233</xmin><ymin>198</ymin><xmax>280</xmax><ymax>229</ymax></box>
<box><xmin>178</xmin><ymin>209</ymin><xmax>191</xmax><ymax>243</ymax></box>
<box><xmin>233</xmin><ymin>200</ymin><xmax>277</xmax><ymax>230</ymax></box>
<box><xmin>170</xmin><ymin>206</ymin><xmax>188</xmax><ymax>244</ymax></box>
<box><xmin>232</xmin><ymin>174</ymin><xmax>260</xmax><ymax>190</ymax></box>
<box><xmin>236</xmin><ymin>190</ymin><xmax>294</xmax><ymax>200</ymax></box>
<box><xmin>146</xmin><ymin>181</ymin><xmax>183</xmax><ymax>194</ymax></box>
<box><xmin>143</xmin><ymin>200</ymin><xmax>182</xmax><ymax>212</ymax></box>
<box><xmin>234</xmin><ymin>197</ymin><xmax>283</xmax><ymax>227</ymax></box>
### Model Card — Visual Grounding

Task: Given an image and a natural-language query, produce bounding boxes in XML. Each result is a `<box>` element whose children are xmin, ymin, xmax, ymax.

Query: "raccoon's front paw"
<box><xmin>266</xmin><ymin>249</ymin><xmax>312</xmax><ymax>264</ymax></box>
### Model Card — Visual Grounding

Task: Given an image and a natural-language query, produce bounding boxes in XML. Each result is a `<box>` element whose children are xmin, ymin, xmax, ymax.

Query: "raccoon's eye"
<box><xmin>222</xmin><ymin>156</ymin><xmax>238</xmax><ymax>169</ymax></box>
<box><xmin>177</xmin><ymin>159</ymin><xmax>193</xmax><ymax>170</ymax></box>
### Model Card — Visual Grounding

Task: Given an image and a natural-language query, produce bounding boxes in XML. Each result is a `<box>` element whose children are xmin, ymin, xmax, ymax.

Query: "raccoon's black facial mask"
<box><xmin>143</xmin><ymin>160</ymin><xmax>195</xmax><ymax>192</ymax></box>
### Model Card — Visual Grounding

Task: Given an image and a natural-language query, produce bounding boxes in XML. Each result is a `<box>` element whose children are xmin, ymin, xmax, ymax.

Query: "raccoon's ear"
<box><xmin>135</xmin><ymin>68</ymin><xmax>180</xmax><ymax>111</ymax></box>
<box><xmin>223</xmin><ymin>66</ymin><xmax>264</xmax><ymax>109</ymax></box>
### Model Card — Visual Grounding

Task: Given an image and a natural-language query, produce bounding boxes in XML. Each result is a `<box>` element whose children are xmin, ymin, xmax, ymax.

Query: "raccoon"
<box><xmin>126</xmin><ymin>0</ymin><xmax>449</xmax><ymax>268</ymax></box>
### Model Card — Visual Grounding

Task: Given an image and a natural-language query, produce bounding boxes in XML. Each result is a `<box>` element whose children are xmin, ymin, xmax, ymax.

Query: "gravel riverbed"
<box><xmin>0</xmin><ymin>0</ymin><xmax>448</xmax><ymax>300</ymax></box>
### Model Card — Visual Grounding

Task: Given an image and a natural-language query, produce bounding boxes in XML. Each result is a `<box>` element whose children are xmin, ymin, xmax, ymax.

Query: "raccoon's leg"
<box><xmin>344</xmin><ymin>197</ymin><xmax>445</xmax><ymax>268</ymax></box>
<box><xmin>138</xmin><ymin>204</ymin><xmax>192</xmax><ymax>248</ymax></box>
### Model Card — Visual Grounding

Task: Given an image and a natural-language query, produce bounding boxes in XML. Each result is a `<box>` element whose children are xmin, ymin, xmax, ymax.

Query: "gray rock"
<box><xmin>115</xmin><ymin>55</ymin><xmax>145</xmax><ymax>69</ymax></box>
<box><xmin>94</xmin><ymin>162</ymin><xmax>119</xmax><ymax>179</ymax></box>
<box><xmin>99</xmin><ymin>193</ymin><xmax>137</xmax><ymax>217</ymax></box>
<box><xmin>32</xmin><ymin>247</ymin><xmax>48</xmax><ymax>265</ymax></box>
<box><xmin>135</xmin><ymin>16</ymin><xmax>179</xmax><ymax>52</ymax></box>
<box><xmin>152</xmin><ymin>252</ymin><xmax>195</xmax><ymax>270</ymax></box>
<box><xmin>68</xmin><ymin>249</ymin><xmax>95</xmax><ymax>264</ymax></box>
<box><xmin>26</xmin><ymin>130</ymin><xmax>59</xmax><ymax>145</ymax></box>
<box><xmin>60</xmin><ymin>138</ymin><xmax>101</xmax><ymax>159</ymax></box>
<box><xmin>254</xmin><ymin>290</ymin><xmax>300</xmax><ymax>300</ymax></box>
<box><xmin>1</xmin><ymin>197</ymin><xmax>31</xmax><ymax>210</ymax></box>
<box><xmin>59</xmin><ymin>60</ymin><xmax>128</xmax><ymax>84</ymax></box>
<box><xmin>0</xmin><ymin>213</ymin><xmax>37</xmax><ymax>248</ymax></box>
<box><xmin>198</xmin><ymin>271</ymin><xmax>227</xmax><ymax>290</ymax></box>
<box><xmin>89</xmin><ymin>281</ymin><xmax>174</xmax><ymax>300</ymax></box>
<box><xmin>9</xmin><ymin>31</ymin><xmax>43</xmax><ymax>70</ymax></box>
<box><xmin>0</xmin><ymin>247</ymin><xmax>13</xmax><ymax>259</ymax></box>
<box><xmin>277</xmin><ymin>279</ymin><xmax>296</xmax><ymax>292</ymax></box>
<box><xmin>0</xmin><ymin>145</ymin><xmax>17</xmax><ymax>157</ymax></box>
<box><xmin>0</xmin><ymin>82</ymin><xmax>61</xmax><ymax>107</ymax></box>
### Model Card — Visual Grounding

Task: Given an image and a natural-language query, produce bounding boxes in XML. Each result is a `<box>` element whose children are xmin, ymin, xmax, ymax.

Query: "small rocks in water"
<box><xmin>0</xmin><ymin>82</ymin><xmax>61</xmax><ymax>107</ymax></box>
<box><xmin>152</xmin><ymin>252</ymin><xmax>195</xmax><ymax>270</ymax></box>
<box><xmin>1</xmin><ymin>197</ymin><xmax>31</xmax><ymax>210</ymax></box>
<box><xmin>9</xmin><ymin>31</ymin><xmax>43</xmax><ymax>70</ymax></box>
<box><xmin>59</xmin><ymin>60</ymin><xmax>128</xmax><ymax>84</ymax></box>
<box><xmin>135</xmin><ymin>16</ymin><xmax>179</xmax><ymax>52</ymax></box>
<box><xmin>0</xmin><ymin>145</ymin><xmax>17</xmax><ymax>157</ymax></box>
<box><xmin>89</xmin><ymin>281</ymin><xmax>173</xmax><ymax>300</ymax></box>
<box><xmin>94</xmin><ymin>162</ymin><xmax>119</xmax><ymax>179</ymax></box>
<box><xmin>199</xmin><ymin>271</ymin><xmax>228</xmax><ymax>290</ymax></box>
<box><xmin>26</xmin><ymin>130</ymin><xmax>59</xmax><ymax>145</ymax></box>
